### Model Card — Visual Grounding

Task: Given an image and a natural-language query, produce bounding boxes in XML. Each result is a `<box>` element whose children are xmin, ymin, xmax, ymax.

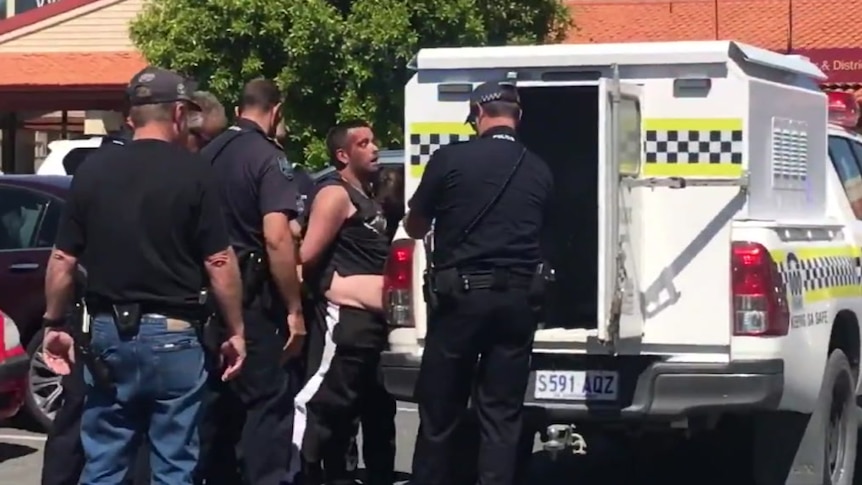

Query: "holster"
<box><xmin>240</xmin><ymin>251</ymin><xmax>268</xmax><ymax>309</ymax></box>
<box><xmin>422</xmin><ymin>269</ymin><xmax>439</xmax><ymax>312</ymax></box>
<box><xmin>529</xmin><ymin>262</ymin><xmax>553</xmax><ymax>318</ymax></box>
<box><xmin>71</xmin><ymin>302</ymin><xmax>116</xmax><ymax>396</ymax></box>
<box><xmin>111</xmin><ymin>303</ymin><xmax>143</xmax><ymax>338</ymax></box>
<box><xmin>424</xmin><ymin>267</ymin><xmax>463</xmax><ymax>312</ymax></box>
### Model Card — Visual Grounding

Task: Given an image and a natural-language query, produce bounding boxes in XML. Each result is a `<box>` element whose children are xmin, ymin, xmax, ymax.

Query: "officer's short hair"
<box><xmin>128</xmin><ymin>103</ymin><xmax>174</xmax><ymax>127</ymax></box>
<box><xmin>238</xmin><ymin>78</ymin><xmax>282</xmax><ymax>113</ymax></box>
<box><xmin>326</xmin><ymin>119</ymin><xmax>371</xmax><ymax>167</ymax></box>
<box><xmin>191</xmin><ymin>91</ymin><xmax>227</xmax><ymax>133</ymax></box>
<box><xmin>481</xmin><ymin>100</ymin><xmax>521</xmax><ymax>120</ymax></box>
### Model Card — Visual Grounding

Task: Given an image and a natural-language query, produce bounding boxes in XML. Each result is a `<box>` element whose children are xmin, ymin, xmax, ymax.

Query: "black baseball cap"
<box><xmin>466</xmin><ymin>81</ymin><xmax>520</xmax><ymax>123</ymax></box>
<box><xmin>126</xmin><ymin>66</ymin><xmax>200</xmax><ymax>109</ymax></box>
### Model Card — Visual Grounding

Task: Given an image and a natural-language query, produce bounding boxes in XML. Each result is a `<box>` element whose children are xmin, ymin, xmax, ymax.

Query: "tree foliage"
<box><xmin>130</xmin><ymin>0</ymin><xmax>572</xmax><ymax>168</ymax></box>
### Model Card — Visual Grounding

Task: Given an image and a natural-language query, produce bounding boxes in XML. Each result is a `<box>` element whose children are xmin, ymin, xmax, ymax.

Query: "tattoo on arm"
<box><xmin>44</xmin><ymin>249</ymin><xmax>78</xmax><ymax>320</ymax></box>
<box><xmin>205</xmin><ymin>248</ymin><xmax>244</xmax><ymax>336</ymax></box>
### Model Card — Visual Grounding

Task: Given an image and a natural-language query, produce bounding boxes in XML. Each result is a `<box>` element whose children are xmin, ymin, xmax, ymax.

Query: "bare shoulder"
<box><xmin>314</xmin><ymin>184</ymin><xmax>350</xmax><ymax>206</ymax></box>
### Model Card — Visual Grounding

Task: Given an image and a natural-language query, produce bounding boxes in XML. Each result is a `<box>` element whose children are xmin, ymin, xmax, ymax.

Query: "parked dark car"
<box><xmin>0</xmin><ymin>175</ymin><xmax>70</xmax><ymax>429</ymax></box>
<box><xmin>0</xmin><ymin>309</ymin><xmax>28</xmax><ymax>421</ymax></box>
<box><xmin>0</xmin><ymin>152</ymin><xmax>405</xmax><ymax>430</ymax></box>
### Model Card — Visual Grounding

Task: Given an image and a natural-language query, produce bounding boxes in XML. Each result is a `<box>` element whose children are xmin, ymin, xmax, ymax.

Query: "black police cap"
<box><xmin>126</xmin><ymin>66</ymin><xmax>200</xmax><ymax>109</ymax></box>
<box><xmin>466</xmin><ymin>81</ymin><xmax>520</xmax><ymax>122</ymax></box>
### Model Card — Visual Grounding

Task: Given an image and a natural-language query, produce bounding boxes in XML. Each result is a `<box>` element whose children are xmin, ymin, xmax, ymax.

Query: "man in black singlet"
<box><xmin>289</xmin><ymin>120</ymin><xmax>396</xmax><ymax>485</ymax></box>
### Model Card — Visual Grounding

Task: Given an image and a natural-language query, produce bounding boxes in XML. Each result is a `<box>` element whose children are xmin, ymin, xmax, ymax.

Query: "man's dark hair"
<box><xmin>326</xmin><ymin>119</ymin><xmax>370</xmax><ymax>166</ymax></box>
<box><xmin>238</xmin><ymin>78</ymin><xmax>282</xmax><ymax>112</ymax></box>
<box><xmin>481</xmin><ymin>100</ymin><xmax>521</xmax><ymax>120</ymax></box>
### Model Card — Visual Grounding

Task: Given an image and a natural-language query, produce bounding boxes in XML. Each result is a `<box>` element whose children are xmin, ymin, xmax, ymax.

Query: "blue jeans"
<box><xmin>80</xmin><ymin>314</ymin><xmax>208</xmax><ymax>485</ymax></box>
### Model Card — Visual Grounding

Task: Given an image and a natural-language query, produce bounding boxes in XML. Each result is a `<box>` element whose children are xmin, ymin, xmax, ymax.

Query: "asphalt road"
<box><xmin>0</xmin><ymin>403</ymin><xmax>728</xmax><ymax>484</ymax></box>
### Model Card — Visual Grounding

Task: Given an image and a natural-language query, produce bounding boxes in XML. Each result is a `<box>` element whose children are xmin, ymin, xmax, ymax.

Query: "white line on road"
<box><xmin>0</xmin><ymin>433</ymin><xmax>47</xmax><ymax>442</ymax></box>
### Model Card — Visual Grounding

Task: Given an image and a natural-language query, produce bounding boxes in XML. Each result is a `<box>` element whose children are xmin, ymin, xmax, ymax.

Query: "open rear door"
<box><xmin>597</xmin><ymin>74</ymin><xmax>644</xmax><ymax>351</ymax></box>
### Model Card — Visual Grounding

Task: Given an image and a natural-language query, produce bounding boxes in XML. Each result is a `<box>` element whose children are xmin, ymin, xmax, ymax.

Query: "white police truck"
<box><xmin>381</xmin><ymin>40</ymin><xmax>862</xmax><ymax>485</ymax></box>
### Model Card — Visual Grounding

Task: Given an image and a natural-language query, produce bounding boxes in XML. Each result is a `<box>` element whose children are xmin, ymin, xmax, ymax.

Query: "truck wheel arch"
<box><xmin>830</xmin><ymin>310</ymin><xmax>860</xmax><ymax>379</ymax></box>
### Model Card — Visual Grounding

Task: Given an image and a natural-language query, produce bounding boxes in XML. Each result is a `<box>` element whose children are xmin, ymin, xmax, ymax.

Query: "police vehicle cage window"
<box><xmin>0</xmin><ymin>186</ymin><xmax>51</xmax><ymax>251</ymax></box>
<box><xmin>828</xmin><ymin>135</ymin><xmax>862</xmax><ymax>220</ymax></box>
<box><xmin>618</xmin><ymin>93</ymin><xmax>642</xmax><ymax>177</ymax></box>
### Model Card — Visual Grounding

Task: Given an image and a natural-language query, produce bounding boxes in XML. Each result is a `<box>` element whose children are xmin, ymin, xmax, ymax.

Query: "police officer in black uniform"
<box><xmin>405</xmin><ymin>81</ymin><xmax>553</xmax><ymax>485</ymax></box>
<box><xmin>198</xmin><ymin>78</ymin><xmax>306</xmax><ymax>485</ymax></box>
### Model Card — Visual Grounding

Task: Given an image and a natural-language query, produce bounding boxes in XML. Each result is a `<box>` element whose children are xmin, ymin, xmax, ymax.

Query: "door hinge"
<box><xmin>622</xmin><ymin>172</ymin><xmax>750</xmax><ymax>190</ymax></box>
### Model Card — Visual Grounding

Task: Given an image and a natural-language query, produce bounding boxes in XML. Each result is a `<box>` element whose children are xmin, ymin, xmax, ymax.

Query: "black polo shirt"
<box><xmin>55</xmin><ymin>139</ymin><xmax>229</xmax><ymax>306</ymax></box>
<box><xmin>408</xmin><ymin>126</ymin><xmax>553</xmax><ymax>272</ymax></box>
<box><xmin>204</xmin><ymin>118</ymin><xmax>299</xmax><ymax>255</ymax></box>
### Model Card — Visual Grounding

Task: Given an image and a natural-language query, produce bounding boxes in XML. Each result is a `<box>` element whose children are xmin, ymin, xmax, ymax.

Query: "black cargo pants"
<box><xmin>196</xmin><ymin>309</ymin><xmax>298</xmax><ymax>485</ymax></box>
<box><xmin>293</xmin><ymin>302</ymin><xmax>396</xmax><ymax>485</ymax></box>
<box><xmin>410</xmin><ymin>286</ymin><xmax>537</xmax><ymax>485</ymax></box>
<box><xmin>41</xmin><ymin>354</ymin><xmax>150</xmax><ymax>485</ymax></box>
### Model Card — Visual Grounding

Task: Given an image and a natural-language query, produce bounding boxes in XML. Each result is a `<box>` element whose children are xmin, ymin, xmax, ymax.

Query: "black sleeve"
<box><xmin>54</xmin><ymin>172</ymin><xmax>88</xmax><ymax>257</ymax></box>
<box><xmin>259</xmin><ymin>154</ymin><xmax>299</xmax><ymax>218</ymax></box>
<box><xmin>408</xmin><ymin>148</ymin><xmax>448</xmax><ymax>219</ymax></box>
<box><xmin>194</xmin><ymin>165</ymin><xmax>230</xmax><ymax>258</ymax></box>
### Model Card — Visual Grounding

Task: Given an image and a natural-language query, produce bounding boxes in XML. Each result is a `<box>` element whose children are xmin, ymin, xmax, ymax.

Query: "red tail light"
<box><xmin>383</xmin><ymin>239</ymin><xmax>415</xmax><ymax>327</ymax></box>
<box><xmin>0</xmin><ymin>312</ymin><xmax>6</xmax><ymax>355</ymax></box>
<box><xmin>731</xmin><ymin>242</ymin><xmax>790</xmax><ymax>336</ymax></box>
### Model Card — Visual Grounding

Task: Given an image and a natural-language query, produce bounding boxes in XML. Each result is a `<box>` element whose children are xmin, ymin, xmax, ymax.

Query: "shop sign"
<box><xmin>14</xmin><ymin>0</ymin><xmax>60</xmax><ymax>15</ymax></box>
<box><xmin>793</xmin><ymin>49</ymin><xmax>862</xmax><ymax>83</ymax></box>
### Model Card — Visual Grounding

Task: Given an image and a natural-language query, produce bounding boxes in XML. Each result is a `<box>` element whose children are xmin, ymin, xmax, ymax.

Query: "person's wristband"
<box><xmin>42</xmin><ymin>317</ymin><xmax>65</xmax><ymax>329</ymax></box>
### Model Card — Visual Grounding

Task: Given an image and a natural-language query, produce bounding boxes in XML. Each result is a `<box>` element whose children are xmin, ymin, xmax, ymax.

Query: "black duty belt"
<box><xmin>458</xmin><ymin>271</ymin><xmax>532</xmax><ymax>291</ymax></box>
<box><xmin>86</xmin><ymin>301</ymin><xmax>204</xmax><ymax>321</ymax></box>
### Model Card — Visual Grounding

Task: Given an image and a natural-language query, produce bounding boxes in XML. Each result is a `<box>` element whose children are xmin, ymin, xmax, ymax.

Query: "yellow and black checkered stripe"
<box><xmin>643</xmin><ymin>118</ymin><xmax>744</xmax><ymax>177</ymax></box>
<box><xmin>771</xmin><ymin>246</ymin><xmax>862</xmax><ymax>304</ymax></box>
<box><xmin>408</xmin><ymin>122</ymin><xmax>476</xmax><ymax>177</ymax></box>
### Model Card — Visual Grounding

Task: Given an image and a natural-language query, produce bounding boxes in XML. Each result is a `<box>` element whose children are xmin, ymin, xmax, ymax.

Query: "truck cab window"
<box><xmin>828</xmin><ymin>135</ymin><xmax>862</xmax><ymax>219</ymax></box>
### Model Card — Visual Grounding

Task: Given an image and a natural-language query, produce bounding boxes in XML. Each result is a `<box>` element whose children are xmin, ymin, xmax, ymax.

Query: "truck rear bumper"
<box><xmin>380</xmin><ymin>352</ymin><xmax>783</xmax><ymax>420</ymax></box>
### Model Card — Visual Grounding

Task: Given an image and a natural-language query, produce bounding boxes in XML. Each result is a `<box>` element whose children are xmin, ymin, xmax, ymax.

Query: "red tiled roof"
<box><xmin>566</xmin><ymin>0</ymin><xmax>862</xmax><ymax>50</ymax></box>
<box><xmin>792</xmin><ymin>0</ymin><xmax>862</xmax><ymax>49</ymax></box>
<box><xmin>0</xmin><ymin>52</ymin><xmax>146</xmax><ymax>88</ymax></box>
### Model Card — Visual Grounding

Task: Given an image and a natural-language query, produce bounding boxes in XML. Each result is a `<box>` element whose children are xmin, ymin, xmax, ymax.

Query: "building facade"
<box><xmin>0</xmin><ymin>0</ymin><xmax>145</xmax><ymax>173</ymax></box>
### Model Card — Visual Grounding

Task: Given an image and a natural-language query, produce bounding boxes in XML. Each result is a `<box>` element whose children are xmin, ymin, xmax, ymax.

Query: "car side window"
<box><xmin>0</xmin><ymin>186</ymin><xmax>50</xmax><ymax>251</ymax></box>
<box><xmin>36</xmin><ymin>200</ymin><xmax>63</xmax><ymax>247</ymax></box>
<box><xmin>828</xmin><ymin>136</ymin><xmax>862</xmax><ymax>220</ymax></box>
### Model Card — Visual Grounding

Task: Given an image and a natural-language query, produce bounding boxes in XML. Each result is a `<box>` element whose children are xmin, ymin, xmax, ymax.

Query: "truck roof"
<box><xmin>412</xmin><ymin>40</ymin><xmax>826</xmax><ymax>80</ymax></box>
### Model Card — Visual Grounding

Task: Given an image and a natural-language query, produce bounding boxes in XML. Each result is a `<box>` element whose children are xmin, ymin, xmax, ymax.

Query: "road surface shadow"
<box><xmin>356</xmin><ymin>469</ymin><xmax>411</xmax><ymax>483</ymax></box>
<box><xmin>0</xmin><ymin>442</ymin><xmax>38</xmax><ymax>463</ymax></box>
<box><xmin>3</xmin><ymin>413</ymin><xmax>46</xmax><ymax>434</ymax></box>
<box><xmin>525</xmin><ymin>431</ymin><xmax>748</xmax><ymax>485</ymax></box>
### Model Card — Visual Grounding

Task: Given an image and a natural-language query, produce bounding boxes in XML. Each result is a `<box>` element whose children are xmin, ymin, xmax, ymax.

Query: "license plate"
<box><xmin>533</xmin><ymin>370</ymin><xmax>618</xmax><ymax>401</ymax></box>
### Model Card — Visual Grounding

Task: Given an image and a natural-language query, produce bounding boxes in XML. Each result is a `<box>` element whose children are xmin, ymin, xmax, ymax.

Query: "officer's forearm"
<box><xmin>44</xmin><ymin>249</ymin><xmax>77</xmax><ymax>321</ymax></box>
<box><xmin>267</xmin><ymin>236</ymin><xmax>303</xmax><ymax>314</ymax></box>
<box><xmin>404</xmin><ymin>211</ymin><xmax>431</xmax><ymax>239</ymax></box>
<box><xmin>205</xmin><ymin>249</ymin><xmax>244</xmax><ymax>337</ymax></box>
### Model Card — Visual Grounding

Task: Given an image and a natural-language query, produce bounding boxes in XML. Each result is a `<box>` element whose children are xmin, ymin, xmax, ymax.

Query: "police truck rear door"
<box><xmin>597</xmin><ymin>76</ymin><xmax>646</xmax><ymax>349</ymax></box>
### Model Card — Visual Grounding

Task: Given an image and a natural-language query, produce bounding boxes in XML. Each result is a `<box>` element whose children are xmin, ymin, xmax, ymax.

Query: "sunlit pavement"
<box><xmin>0</xmin><ymin>422</ymin><xmax>46</xmax><ymax>483</ymax></box>
<box><xmin>0</xmin><ymin>403</ymin><xmax>738</xmax><ymax>484</ymax></box>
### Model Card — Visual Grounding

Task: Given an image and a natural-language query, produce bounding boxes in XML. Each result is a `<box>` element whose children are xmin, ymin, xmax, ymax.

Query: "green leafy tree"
<box><xmin>130</xmin><ymin>0</ymin><xmax>571</xmax><ymax>169</ymax></box>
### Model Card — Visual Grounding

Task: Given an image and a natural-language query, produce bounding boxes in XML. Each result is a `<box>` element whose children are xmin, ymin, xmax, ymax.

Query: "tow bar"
<box><xmin>542</xmin><ymin>424</ymin><xmax>588</xmax><ymax>460</ymax></box>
